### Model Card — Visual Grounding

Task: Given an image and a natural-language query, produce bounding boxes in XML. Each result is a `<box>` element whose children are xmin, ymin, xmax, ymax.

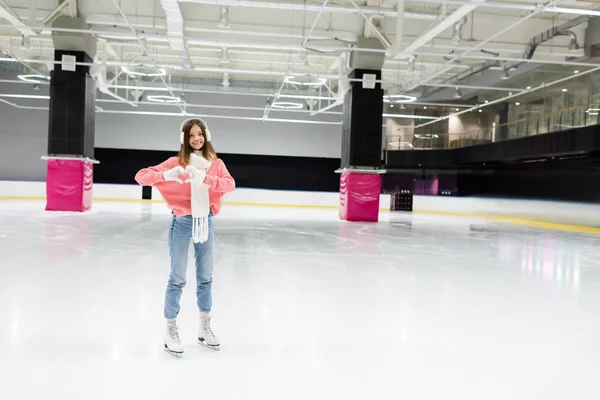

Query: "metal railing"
<box><xmin>386</xmin><ymin>103</ymin><xmax>600</xmax><ymax>151</ymax></box>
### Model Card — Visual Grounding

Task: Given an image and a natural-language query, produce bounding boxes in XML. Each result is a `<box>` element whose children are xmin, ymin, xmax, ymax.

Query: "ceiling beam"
<box><xmin>397</xmin><ymin>2</ymin><xmax>482</xmax><ymax>58</ymax></box>
<box><xmin>0</xmin><ymin>0</ymin><xmax>36</xmax><ymax>36</ymax></box>
<box><xmin>178</xmin><ymin>0</ymin><xmax>438</xmax><ymax>20</ymax></box>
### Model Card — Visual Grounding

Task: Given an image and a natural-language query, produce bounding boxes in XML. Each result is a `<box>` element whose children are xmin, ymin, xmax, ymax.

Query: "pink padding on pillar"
<box><xmin>46</xmin><ymin>159</ymin><xmax>94</xmax><ymax>212</ymax></box>
<box><xmin>339</xmin><ymin>172</ymin><xmax>381</xmax><ymax>222</ymax></box>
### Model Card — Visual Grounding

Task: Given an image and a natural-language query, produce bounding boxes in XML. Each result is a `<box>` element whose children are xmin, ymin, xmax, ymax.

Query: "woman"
<box><xmin>135</xmin><ymin>118</ymin><xmax>235</xmax><ymax>357</ymax></box>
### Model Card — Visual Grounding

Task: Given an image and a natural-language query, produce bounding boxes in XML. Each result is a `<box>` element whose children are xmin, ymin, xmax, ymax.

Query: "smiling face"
<box><xmin>189</xmin><ymin>124</ymin><xmax>205</xmax><ymax>151</ymax></box>
<box><xmin>178</xmin><ymin>118</ymin><xmax>217</xmax><ymax>165</ymax></box>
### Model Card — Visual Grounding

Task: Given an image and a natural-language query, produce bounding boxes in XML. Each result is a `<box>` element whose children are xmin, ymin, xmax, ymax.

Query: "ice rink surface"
<box><xmin>1</xmin><ymin>200</ymin><xmax>600</xmax><ymax>399</ymax></box>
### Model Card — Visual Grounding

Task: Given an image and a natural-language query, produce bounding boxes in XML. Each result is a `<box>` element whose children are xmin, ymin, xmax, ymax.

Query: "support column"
<box><xmin>338</xmin><ymin>37</ymin><xmax>386</xmax><ymax>222</ymax></box>
<box><xmin>44</xmin><ymin>16</ymin><xmax>97</xmax><ymax>212</ymax></box>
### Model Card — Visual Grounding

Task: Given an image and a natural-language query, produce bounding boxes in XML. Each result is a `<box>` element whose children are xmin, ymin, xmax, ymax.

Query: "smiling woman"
<box><xmin>134</xmin><ymin>117</ymin><xmax>235</xmax><ymax>357</ymax></box>
<box><xmin>178</xmin><ymin>118</ymin><xmax>217</xmax><ymax>165</ymax></box>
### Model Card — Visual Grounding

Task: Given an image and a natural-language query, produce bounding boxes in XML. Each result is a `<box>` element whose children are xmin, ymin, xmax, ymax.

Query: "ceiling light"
<box><xmin>147</xmin><ymin>95</ymin><xmax>181</xmax><ymax>103</ymax></box>
<box><xmin>218</xmin><ymin>6</ymin><xmax>230</xmax><ymax>29</ymax></box>
<box><xmin>414</xmin><ymin>134</ymin><xmax>439</xmax><ymax>139</ymax></box>
<box><xmin>284</xmin><ymin>75</ymin><xmax>326</xmax><ymax>86</ymax></box>
<box><xmin>456</xmin><ymin>108</ymin><xmax>459</xmax><ymax>111</ymax></box>
<box><xmin>18</xmin><ymin>74</ymin><xmax>50</xmax><ymax>83</ymax></box>
<box><xmin>122</xmin><ymin>66</ymin><xmax>167</xmax><ymax>77</ymax></box>
<box><xmin>568</xmin><ymin>36</ymin><xmax>580</xmax><ymax>51</ymax></box>
<box><xmin>454</xmin><ymin>88</ymin><xmax>462</xmax><ymax>99</ymax></box>
<box><xmin>484</xmin><ymin>100</ymin><xmax>489</xmax><ymax>103</ymax></box>
<box><xmin>221</xmin><ymin>72</ymin><xmax>230</xmax><ymax>87</ymax></box>
<box><xmin>382</xmin><ymin>113</ymin><xmax>438</xmax><ymax>120</ymax></box>
<box><xmin>515</xmin><ymin>102</ymin><xmax>520</xmax><ymax>105</ymax></box>
<box><xmin>562</xmin><ymin>88</ymin><xmax>568</xmax><ymax>92</ymax></box>
<box><xmin>423</xmin><ymin>106</ymin><xmax>427</xmax><ymax>110</ymax></box>
<box><xmin>574</xmin><ymin>70</ymin><xmax>579</xmax><ymax>74</ymax></box>
<box><xmin>303</xmin><ymin>37</ymin><xmax>357</xmax><ymax>53</ymax></box>
<box><xmin>383</xmin><ymin>94</ymin><xmax>417</xmax><ymax>103</ymax></box>
<box><xmin>388</xmin><ymin>141</ymin><xmax>414</xmax><ymax>148</ymax></box>
<box><xmin>408</xmin><ymin>55</ymin><xmax>416</xmax><ymax>72</ymax></box>
<box><xmin>527</xmin><ymin>86</ymin><xmax>531</xmax><ymax>89</ymax></box>
<box><xmin>501</xmin><ymin>69</ymin><xmax>510</xmax><ymax>80</ymax></box>
<box><xmin>479</xmin><ymin>110</ymin><xmax>482</xmax><ymax>113</ymax></box>
<box><xmin>271</xmin><ymin>101</ymin><xmax>303</xmax><ymax>109</ymax></box>
<box><xmin>586</xmin><ymin>108</ymin><xmax>600</xmax><ymax>115</ymax></box>
<box><xmin>220</xmin><ymin>47</ymin><xmax>230</xmax><ymax>65</ymax></box>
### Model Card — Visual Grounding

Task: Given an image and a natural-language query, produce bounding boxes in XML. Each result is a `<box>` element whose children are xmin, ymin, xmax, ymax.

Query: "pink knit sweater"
<box><xmin>135</xmin><ymin>156</ymin><xmax>235</xmax><ymax>216</ymax></box>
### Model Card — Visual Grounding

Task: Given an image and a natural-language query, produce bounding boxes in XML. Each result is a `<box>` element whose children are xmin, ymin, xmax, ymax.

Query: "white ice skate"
<box><xmin>164</xmin><ymin>322</ymin><xmax>184</xmax><ymax>357</ymax></box>
<box><xmin>198</xmin><ymin>316</ymin><xmax>220</xmax><ymax>351</ymax></box>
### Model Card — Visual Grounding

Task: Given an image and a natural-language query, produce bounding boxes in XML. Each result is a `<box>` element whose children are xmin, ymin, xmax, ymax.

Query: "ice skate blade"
<box><xmin>198</xmin><ymin>337</ymin><xmax>220</xmax><ymax>351</ymax></box>
<box><xmin>164</xmin><ymin>344</ymin><xmax>184</xmax><ymax>358</ymax></box>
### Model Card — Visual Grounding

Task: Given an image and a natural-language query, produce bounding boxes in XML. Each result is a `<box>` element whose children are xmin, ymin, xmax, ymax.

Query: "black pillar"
<box><xmin>341</xmin><ymin>68</ymin><xmax>384</xmax><ymax>169</ymax></box>
<box><xmin>44</xmin><ymin>16</ymin><xmax>98</xmax><ymax>212</ymax></box>
<box><xmin>48</xmin><ymin>50</ymin><xmax>96</xmax><ymax>158</ymax></box>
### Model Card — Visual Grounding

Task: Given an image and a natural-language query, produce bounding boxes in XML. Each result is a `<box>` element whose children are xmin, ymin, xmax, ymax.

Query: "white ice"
<box><xmin>1</xmin><ymin>200</ymin><xmax>600</xmax><ymax>400</ymax></box>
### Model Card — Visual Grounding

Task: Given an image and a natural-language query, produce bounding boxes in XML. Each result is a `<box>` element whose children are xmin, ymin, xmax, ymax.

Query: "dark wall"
<box><xmin>384</xmin><ymin>156</ymin><xmax>600</xmax><ymax>203</ymax></box>
<box><xmin>93</xmin><ymin>148</ymin><xmax>341</xmax><ymax>192</ymax></box>
<box><xmin>457</xmin><ymin>157</ymin><xmax>600</xmax><ymax>202</ymax></box>
<box><xmin>386</xmin><ymin>124</ymin><xmax>600</xmax><ymax>169</ymax></box>
<box><xmin>384</xmin><ymin>124</ymin><xmax>600</xmax><ymax>203</ymax></box>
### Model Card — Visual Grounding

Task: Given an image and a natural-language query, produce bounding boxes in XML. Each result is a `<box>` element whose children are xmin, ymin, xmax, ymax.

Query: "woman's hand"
<box><xmin>184</xmin><ymin>166</ymin><xmax>206</xmax><ymax>184</ymax></box>
<box><xmin>163</xmin><ymin>166</ymin><xmax>185</xmax><ymax>183</ymax></box>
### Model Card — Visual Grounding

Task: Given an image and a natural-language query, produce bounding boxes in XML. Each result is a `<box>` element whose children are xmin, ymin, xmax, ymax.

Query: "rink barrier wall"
<box><xmin>0</xmin><ymin>181</ymin><xmax>392</xmax><ymax>211</ymax></box>
<box><xmin>2</xmin><ymin>181</ymin><xmax>600</xmax><ymax>232</ymax></box>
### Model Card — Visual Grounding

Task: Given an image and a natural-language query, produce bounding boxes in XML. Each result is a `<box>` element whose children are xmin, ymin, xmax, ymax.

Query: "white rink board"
<box><xmin>413</xmin><ymin>195</ymin><xmax>600</xmax><ymax>226</ymax></box>
<box><xmin>2</xmin><ymin>181</ymin><xmax>599</xmax><ymax>225</ymax></box>
<box><xmin>0</xmin><ymin>181</ymin><xmax>391</xmax><ymax>210</ymax></box>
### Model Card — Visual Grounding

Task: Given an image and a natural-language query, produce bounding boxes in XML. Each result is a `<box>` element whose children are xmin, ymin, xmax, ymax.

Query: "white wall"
<box><xmin>0</xmin><ymin>75</ymin><xmax>342</xmax><ymax>181</ymax></box>
<box><xmin>448</xmin><ymin>112</ymin><xmax>492</xmax><ymax>144</ymax></box>
<box><xmin>95</xmin><ymin>110</ymin><xmax>341</xmax><ymax>157</ymax></box>
<box><xmin>0</xmin><ymin>104</ymin><xmax>49</xmax><ymax>181</ymax></box>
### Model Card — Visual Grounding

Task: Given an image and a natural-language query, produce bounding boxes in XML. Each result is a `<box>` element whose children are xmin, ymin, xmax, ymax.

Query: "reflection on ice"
<box><xmin>0</xmin><ymin>200</ymin><xmax>600</xmax><ymax>400</ymax></box>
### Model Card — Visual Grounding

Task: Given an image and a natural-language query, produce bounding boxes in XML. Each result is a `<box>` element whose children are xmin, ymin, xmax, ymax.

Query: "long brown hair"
<box><xmin>178</xmin><ymin>118</ymin><xmax>217</xmax><ymax>165</ymax></box>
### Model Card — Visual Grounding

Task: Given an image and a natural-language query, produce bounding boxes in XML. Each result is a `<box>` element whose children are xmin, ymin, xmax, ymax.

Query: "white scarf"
<box><xmin>190</xmin><ymin>153</ymin><xmax>212</xmax><ymax>243</ymax></box>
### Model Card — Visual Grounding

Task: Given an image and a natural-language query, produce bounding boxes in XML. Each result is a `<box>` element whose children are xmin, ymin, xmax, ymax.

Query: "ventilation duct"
<box><xmin>416</xmin><ymin>13</ymin><xmax>592</xmax><ymax>102</ymax></box>
<box><xmin>51</xmin><ymin>16</ymin><xmax>97</xmax><ymax>59</ymax></box>
<box><xmin>348</xmin><ymin>37</ymin><xmax>386</xmax><ymax>70</ymax></box>
<box><xmin>160</xmin><ymin>0</ymin><xmax>192</xmax><ymax>68</ymax></box>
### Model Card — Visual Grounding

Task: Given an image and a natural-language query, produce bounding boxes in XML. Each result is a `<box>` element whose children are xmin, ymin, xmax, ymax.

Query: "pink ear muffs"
<box><xmin>180</xmin><ymin>118</ymin><xmax>211</xmax><ymax>144</ymax></box>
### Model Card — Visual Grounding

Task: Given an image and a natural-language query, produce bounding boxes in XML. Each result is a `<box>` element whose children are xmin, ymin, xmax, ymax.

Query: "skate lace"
<box><xmin>203</xmin><ymin>320</ymin><xmax>215</xmax><ymax>338</ymax></box>
<box><xmin>169</xmin><ymin>324</ymin><xmax>181</xmax><ymax>344</ymax></box>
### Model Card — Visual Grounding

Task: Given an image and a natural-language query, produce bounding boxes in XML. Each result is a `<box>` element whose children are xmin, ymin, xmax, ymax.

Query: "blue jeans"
<box><xmin>164</xmin><ymin>213</ymin><xmax>214</xmax><ymax>319</ymax></box>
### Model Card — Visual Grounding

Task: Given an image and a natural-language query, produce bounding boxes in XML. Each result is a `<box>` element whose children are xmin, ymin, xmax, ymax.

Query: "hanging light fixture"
<box><xmin>408</xmin><ymin>55</ymin><xmax>416</xmax><ymax>73</ymax></box>
<box><xmin>221</xmin><ymin>72</ymin><xmax>230</xmax><ymax>87</ymax></box>
<box><xmin>567</xmin><ymin>33</ymin><xmax>580</xmax><ymax>51</ymax></box>
<box><xmin>220</xmin><ymin>47</ymin><xmax>230</xmax><ymax>65</ymax></box>
<box><xmin>18</xmin><ymin>74</ymin><xmax>50</xmax><ymax>83</ymax></box>
<box><xmin>271</xmin><ymin>101</ymin><xmax>304</xmax><ymax>109</ymax></box>
<box><xmin>147</xmin><ymin>95</ymin><xmax>181</xmax><ymax>103</ymax></box>
<box><xmin>218</xmin><ymin>6</ymin><xmax>230</xmax><ymax>29</ymax></box>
